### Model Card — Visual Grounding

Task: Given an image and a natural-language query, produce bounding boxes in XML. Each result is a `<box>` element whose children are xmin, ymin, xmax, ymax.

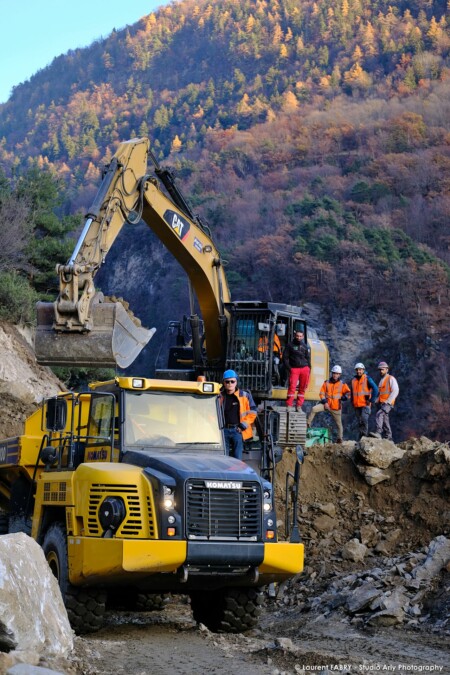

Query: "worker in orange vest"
<box><xmin>219</xmin><ymin>370</ymin><xmax>257</xmax><ymax>460</ymax></box>
<box><xmin>307</xmin><ymin>365</ymin><xmax>350</xmax><ymax>443</ymax></box>
<box><xmin>370</xmin><ymin>361</ymin><xmax>399</xmax><ymax>441</ymax></box>
<box><xmin>350</xmin><ymin>362</ymin><xmax>379</xmax><ymax>439</ymax></box>
<box><xmin>258</xmin><ymin>332</ymin><xmax>282</xmax><ymax>384</ymax></box>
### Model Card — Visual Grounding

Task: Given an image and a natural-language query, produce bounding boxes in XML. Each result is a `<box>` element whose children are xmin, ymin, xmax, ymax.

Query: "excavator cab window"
<box><xmin>234</xmin><ymin>318</ymin><xmax>257</xmax><ymax>360</ymax></box>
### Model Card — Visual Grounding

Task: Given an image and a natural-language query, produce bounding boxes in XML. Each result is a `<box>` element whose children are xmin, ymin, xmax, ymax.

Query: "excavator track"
<box><xmin>275</xmin><ymin>407</ymin><xmax>307</xmax><ymax>447</ymax></box>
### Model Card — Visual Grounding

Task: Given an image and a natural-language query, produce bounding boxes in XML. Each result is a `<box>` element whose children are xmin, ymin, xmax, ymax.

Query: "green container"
<box><xmin>306</xmin><ymin>427</ymin><xmax>331</xmax><ymax>447</ymax></box>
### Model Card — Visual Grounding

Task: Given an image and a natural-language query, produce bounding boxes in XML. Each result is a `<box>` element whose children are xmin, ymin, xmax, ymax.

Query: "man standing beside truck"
<box><xmin>219</xmin><ymin>370</ymin><xmax>257</xmax><ymax>459</ymax></box>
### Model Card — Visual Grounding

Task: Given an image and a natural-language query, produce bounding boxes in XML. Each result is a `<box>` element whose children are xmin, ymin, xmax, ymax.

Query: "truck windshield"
<box><xmin>123</xmin><ymin>391</ymin><xmax>223</xmax><ymax>452</ymax></box>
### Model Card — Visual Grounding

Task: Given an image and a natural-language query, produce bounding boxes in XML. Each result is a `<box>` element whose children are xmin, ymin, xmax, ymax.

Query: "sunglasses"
<box><xmin>224</xmin><ymin>379</ymin><xmax>237</xmax><ymax>384</ymax></box>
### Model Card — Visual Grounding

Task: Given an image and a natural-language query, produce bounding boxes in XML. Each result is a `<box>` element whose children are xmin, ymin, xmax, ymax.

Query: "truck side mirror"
<box><xmin>46</xmin><ymin>398</ymin><xmax>67</xmax><ymax>432</ymax></box>
<box><xmin>270</xmin><ymin>410</ymin><xmax>280</xmax><ymax>444</ymax></box>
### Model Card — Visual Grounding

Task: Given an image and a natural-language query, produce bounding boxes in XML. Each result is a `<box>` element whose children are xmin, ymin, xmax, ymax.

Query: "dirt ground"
<box><xmin>50</xmin><ymin>600</ymin><xmax>448</xmax><ymax>675</ymax></box>
<box><xmin>36</xmin><ymin>439</ymin><xmax>449</xmax><ymax>675</ymax></box>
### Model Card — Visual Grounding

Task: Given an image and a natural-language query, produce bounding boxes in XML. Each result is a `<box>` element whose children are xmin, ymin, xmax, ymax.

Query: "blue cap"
<box><xmin>223</xmin><ymin>369</ymin><xmax>238</xmax><ymax>380</ymax></box>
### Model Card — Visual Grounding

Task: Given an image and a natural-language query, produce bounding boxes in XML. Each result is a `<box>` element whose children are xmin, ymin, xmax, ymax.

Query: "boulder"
<box><xmin>355</xmin><ymin>464</ymin><xmax>391</xmax><ymax>486</ymax></box>
<box><xmin>366</xmin><ymin>607</ymin><xmax>405</xmax><ymax>626</ymax></box>
<box><xmin>357</xmin><ymin>438</ymin><xmax>405</xmax><ymax>469</ymax></box>
<box><xmin>316</xmin><ymin>502</ymin><xmax>336</xmax><ymax>518</ymax></box>
<box><xmin>342</xmin><ymin>539</ymin><xmax>368</xmax><ymax>562</ymax></box>
<box><xmin>313</xmin><ymin>515</ymin><xmax>337</xmax><ymax>533</ymax></box>
<box><xmin>346</xmin><ymin>583</ymin><xmax>382</xmax><ymax>613</ymax></box>
<box><xmin>360</xmin><ymin>524</ymin><xmax>380</xmax><ymax>547</ymax></box>
<box><xmin>412</xmin><ymin>536</ymin><xmax>450</xmax><ymax>584</ymax></box>
<box><xmin>0</xmin><ymin>534</ymin><xmax>73</xmax><ymax>660</ymax></box>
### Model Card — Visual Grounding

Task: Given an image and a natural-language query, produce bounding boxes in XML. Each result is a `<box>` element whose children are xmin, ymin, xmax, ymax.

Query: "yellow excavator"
<box><xmin>35</xmin><ymin>137</ymin><xmax>329</xmax><ymax>444</ymax></box>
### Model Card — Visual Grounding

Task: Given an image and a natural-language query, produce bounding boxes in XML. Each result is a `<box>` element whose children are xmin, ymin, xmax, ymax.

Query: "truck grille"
<box><xmin>186</xmin><ymin>480</ymin><xmax>261</xmax><ymax>540</ymax></box>
<box><xmin>87</xmin><ymin>484</ymin><xmax>155</xmax><ymax>537</ymax></box>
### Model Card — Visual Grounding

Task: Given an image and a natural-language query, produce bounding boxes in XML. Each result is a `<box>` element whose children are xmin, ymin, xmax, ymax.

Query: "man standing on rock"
<box><xmin>350</xmin><ymin>362</ymin><xmax>379</xmax><ymax>439</ymax></box>
<box><xmin>307</xmin><ymin>365</ymin><xmax>350</xmax><ymax>443</ymax></box>
<box><xmin>283</xmin><ymin>328</ymin><xmax>311</xmax><ymax>411</ymax></box>
<box><xmin>371</xmin><ymin>361</ymin><xmax>399</xmax><ymax>441</ymax></box>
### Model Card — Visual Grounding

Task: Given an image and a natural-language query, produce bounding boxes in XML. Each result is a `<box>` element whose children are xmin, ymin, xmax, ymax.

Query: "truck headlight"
<box><xmin>163</xmin><ymin>485</ymin><xmax>175</xmax><ymax>510</ymax></box>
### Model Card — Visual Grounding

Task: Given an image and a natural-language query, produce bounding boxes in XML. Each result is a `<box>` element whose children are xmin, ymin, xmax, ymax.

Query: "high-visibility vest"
<box><xmin>320</xmin><ymin>379</ymin><xmax>351</xmax><ymax>411</ymax></box>
<box><xmin>219</xmin><ymin>389</ymin><xmax>257</xmax><ymax>441</ymax></box>
<box><xmin>378</xmin><ymin>374</ymin><xmax>396</xmax><ymax>406</ymax></box>
<box><xmin>351</xmin><ymin>374</ymin><xmax>372</xmax><ymax>408</ymax></box>
<box><xmin>257</xmin><ymin>334</ymin><xmax>282</xmax><ymax>356</ymax></box>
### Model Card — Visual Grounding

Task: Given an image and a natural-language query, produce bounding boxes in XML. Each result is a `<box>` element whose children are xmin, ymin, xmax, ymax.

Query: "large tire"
<box><xmin>42</xmin><ymin>523</ymin><xmax>106</xmax><ymax>634</ymax></box>
<box><xmin>108</xmin><ymin>588</ymin><xmax>170</xmax><ymax>612</ymax></box>
<box><xmin>134</xmin><ymin>592</ymin><xmax>170</xmax><ymax>611</ymax></box>
<box><xmin>190</xmin><ymin>587</ymin><xmax>264</xmax><ymax>633</ymax></box>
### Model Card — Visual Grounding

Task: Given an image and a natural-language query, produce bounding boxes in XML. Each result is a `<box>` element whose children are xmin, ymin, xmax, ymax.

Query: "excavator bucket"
<box><xmin>35</xmin><ymin>302</ymin><xmax>156</xmax><ymax>369</ymax></box>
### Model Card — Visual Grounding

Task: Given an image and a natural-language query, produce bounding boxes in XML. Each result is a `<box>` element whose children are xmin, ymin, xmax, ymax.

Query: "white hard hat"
<box><xmin>354</xmin><ymin>362</ymin><xmax>365</xmax><ymax>370</ymax></box>
<box><xmin>331</xmin><ymin>365</ymin><xmax>342</xmax><ymax>374</ymax></box>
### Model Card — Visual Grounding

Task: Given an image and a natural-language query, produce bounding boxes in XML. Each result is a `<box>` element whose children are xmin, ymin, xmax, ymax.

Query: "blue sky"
<box><xmin>0</xmin><ymin>0</ymin><xmax>167</xmax><ymax>103</ymax></box>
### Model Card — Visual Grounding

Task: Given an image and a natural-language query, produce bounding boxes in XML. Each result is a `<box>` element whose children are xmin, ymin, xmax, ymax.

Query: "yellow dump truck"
<box><xmin>0</xmin><ymin>375</ymin><xmax>304</xmax><ymax>633</ymax></box>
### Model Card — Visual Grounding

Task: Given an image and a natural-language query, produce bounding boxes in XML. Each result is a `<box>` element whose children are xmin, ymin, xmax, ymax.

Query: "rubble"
<box><xmin>273</xmin><ymin>439</ymin><xmax>450</xmax><ymax>636</ymax></box>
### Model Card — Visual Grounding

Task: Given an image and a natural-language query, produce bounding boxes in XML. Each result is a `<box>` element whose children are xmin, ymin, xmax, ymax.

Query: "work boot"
<box><xmin>336</xmin><ymin>439</ymin><xmax>343</xmax><ymax>444</ymax></box>
<box><xmin>370</xmin><ymin>432</ymin><xmax>382</xmax><ymax>439</ymax></box>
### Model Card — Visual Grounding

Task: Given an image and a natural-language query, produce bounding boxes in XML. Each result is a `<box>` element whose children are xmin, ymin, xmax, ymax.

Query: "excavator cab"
<box><xmin>225</xmin><ymin>301</ymin><xmax>328</xmax><ymax>402</ymax></box>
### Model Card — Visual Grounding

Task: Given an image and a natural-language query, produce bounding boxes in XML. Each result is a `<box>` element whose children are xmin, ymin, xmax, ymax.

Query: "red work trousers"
<box><xmin>286</xmin><ymin>366</ymin><xmax>311</xmax><ymax>407</ymax></box>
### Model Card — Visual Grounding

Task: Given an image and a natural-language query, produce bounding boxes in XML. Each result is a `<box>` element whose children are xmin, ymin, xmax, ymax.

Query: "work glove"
<box><xmin>381</xmin><ymin>403</ymin><xmax>392</xmax><ymax>413</ymax></box>
<box><xmin>238</xmin><ymin>422</ymin><xmax>248</xmax><ymax>431</ymax></box>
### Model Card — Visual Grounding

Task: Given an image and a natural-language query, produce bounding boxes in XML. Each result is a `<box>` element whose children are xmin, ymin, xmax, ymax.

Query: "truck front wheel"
<box><xmin>190</xmin><ymin>587</ymin><xmax>264</xmax><ymax>633</ymax></box>
<box><xmin>42</xmin><ymin>523</ymin><xmax>106</xmax><ymax>634</ymax></box>
<box><xmin>108</xmin><ymin>589</ymin><xmax>170</xmax><ymax>611</ymax></box>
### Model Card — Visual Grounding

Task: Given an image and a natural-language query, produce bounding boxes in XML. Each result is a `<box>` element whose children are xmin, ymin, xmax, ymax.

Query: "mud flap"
<box><xmin>35</xmin><ymin>302</ymin><xmax>155</xmax><ymax>368</ymax></box>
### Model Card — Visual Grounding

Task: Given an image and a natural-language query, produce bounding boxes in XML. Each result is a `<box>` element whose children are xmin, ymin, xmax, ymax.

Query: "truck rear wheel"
<box><xmin>190</xmin><ymin>587</ymin><xmax>264</xmax><ymax>633</ymax></box>
<box><xmin>42</xmin><ymin>523</ymin><xmax>106</xmax><ymax>634</ymax></box>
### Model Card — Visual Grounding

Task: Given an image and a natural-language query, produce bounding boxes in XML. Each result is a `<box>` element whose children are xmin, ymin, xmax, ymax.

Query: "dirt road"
<box><xmin>63</xmin><ymin>598</ymin><xmax>448</xmax><ymax>675</ymax></box>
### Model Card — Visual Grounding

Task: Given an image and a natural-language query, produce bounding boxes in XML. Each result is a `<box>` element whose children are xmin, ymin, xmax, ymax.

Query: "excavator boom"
<box><xmin>35</xmin><ymin>138</ymin><xmax>230</xmax><ymax>369</ymax></box>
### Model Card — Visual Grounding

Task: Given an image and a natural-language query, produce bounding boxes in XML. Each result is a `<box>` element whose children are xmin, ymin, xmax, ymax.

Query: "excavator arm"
<box><xmin>35</xmin><ymin>137</ymin><xmax>230</xmax><ymax>369</ymax></box>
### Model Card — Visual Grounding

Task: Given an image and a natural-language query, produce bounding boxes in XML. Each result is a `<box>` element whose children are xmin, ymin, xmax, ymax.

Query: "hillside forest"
<box><xmin>0</xmin><ymin>0</ymin><xmax>449</xmax><ymax>440</ymax></box>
